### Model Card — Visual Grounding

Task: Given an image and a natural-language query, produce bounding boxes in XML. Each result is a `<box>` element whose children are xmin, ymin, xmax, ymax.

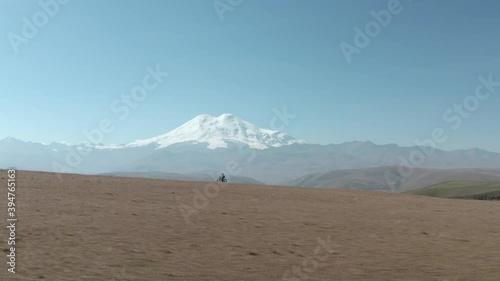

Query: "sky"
<box><xmin>1</xmin><ymin>0</ymin><xmax>499</xmax><ymax>152</ymax></box>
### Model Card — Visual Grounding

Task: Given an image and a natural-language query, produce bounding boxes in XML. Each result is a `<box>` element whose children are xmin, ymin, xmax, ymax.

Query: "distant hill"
<box><xmin>284</xmin><ymin>166</ymin><xmax>500</xmax><ymax>192</ymax></box>
<box><xmin>99</xmin><ymin>171</ymin><xmax>265</xmax><ymax>185</ymax></box>
<box><xmin>405</xmin><ymin>181</ymin><xmax>500</xmax><ymax>200</ymax></box>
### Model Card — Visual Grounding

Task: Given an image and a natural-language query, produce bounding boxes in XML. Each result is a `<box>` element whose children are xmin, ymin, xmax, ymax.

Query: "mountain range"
<box><xmin>2</xmin><ymin>113</ymin><xmax>500</xmax><ymax>188</ymax></box>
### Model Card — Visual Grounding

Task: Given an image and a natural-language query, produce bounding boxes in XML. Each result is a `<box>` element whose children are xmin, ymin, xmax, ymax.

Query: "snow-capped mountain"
<box><xmin>4</xmin><ymin>113</ymin><xmax>500</xmax><ymax>185</ymax></box>
<box><xmin>124</xmin><ymin>113</ymin><xmax>306</xmax><ymax>150</ymax></box>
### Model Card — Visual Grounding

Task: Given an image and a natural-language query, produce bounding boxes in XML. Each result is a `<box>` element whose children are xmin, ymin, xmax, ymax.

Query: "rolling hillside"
<box><xmin>3</xmin><ymin>170</ymin><xmax>500</xmax><ymax>280</ymax></box>
<box><xmin>406</xmin><ymin>181</ymin><xmax>500</xmax><ymax>200</ymax></box>
<box><xmin>285</xmin><ymin>166</ymin><xmax>500</xmax><ymax>191</ymax></box>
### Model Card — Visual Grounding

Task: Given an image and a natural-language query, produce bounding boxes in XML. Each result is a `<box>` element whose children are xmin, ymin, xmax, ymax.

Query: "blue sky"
<box><xmin>1</xmin><ymin>0</ymin><xmax>499</xmax><ymax>151</ymax></box>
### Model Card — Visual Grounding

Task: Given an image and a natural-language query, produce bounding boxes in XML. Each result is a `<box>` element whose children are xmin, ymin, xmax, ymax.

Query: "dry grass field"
<box><xmin>1</xmin><ymin>170</ymin><xmax>499</xmax><ymax>281</ymax></box>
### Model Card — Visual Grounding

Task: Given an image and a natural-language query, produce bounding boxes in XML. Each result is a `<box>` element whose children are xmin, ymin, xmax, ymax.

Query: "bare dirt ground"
<box><xmin>1</xmin><ymin>170</ymin><xmax>499</xmax><ymax>281</ymax></box>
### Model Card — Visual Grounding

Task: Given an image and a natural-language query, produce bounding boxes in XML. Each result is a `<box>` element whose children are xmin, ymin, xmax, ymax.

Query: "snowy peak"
<box><xmin>126</xmin><ymin>113</ymin><xmax>306</xmax><ymax>150</ymax></box>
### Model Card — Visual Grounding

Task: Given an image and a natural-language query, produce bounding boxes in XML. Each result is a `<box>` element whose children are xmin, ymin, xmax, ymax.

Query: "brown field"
<box><xmin>1</xmin><ymin>170</ymin><xmax>499</xmax><ymax>281</ymax></box>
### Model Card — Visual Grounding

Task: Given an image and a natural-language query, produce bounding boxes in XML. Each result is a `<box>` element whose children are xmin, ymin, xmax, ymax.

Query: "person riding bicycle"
<box><xmin>220</xmin><ymin>173</ymin><xmax>226</xmax><ymax>182</ymax></box>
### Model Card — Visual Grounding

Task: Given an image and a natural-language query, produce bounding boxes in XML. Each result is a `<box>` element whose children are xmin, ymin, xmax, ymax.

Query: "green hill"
<box><xmin>284</xmin><ymin>166</ymin><xmax>500</xmax><ymax>192</ymax></box>
<box><xmin>405</xmin><ymin>181</ymin><xmax>500</xmax><ymax>200</ymax></box>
